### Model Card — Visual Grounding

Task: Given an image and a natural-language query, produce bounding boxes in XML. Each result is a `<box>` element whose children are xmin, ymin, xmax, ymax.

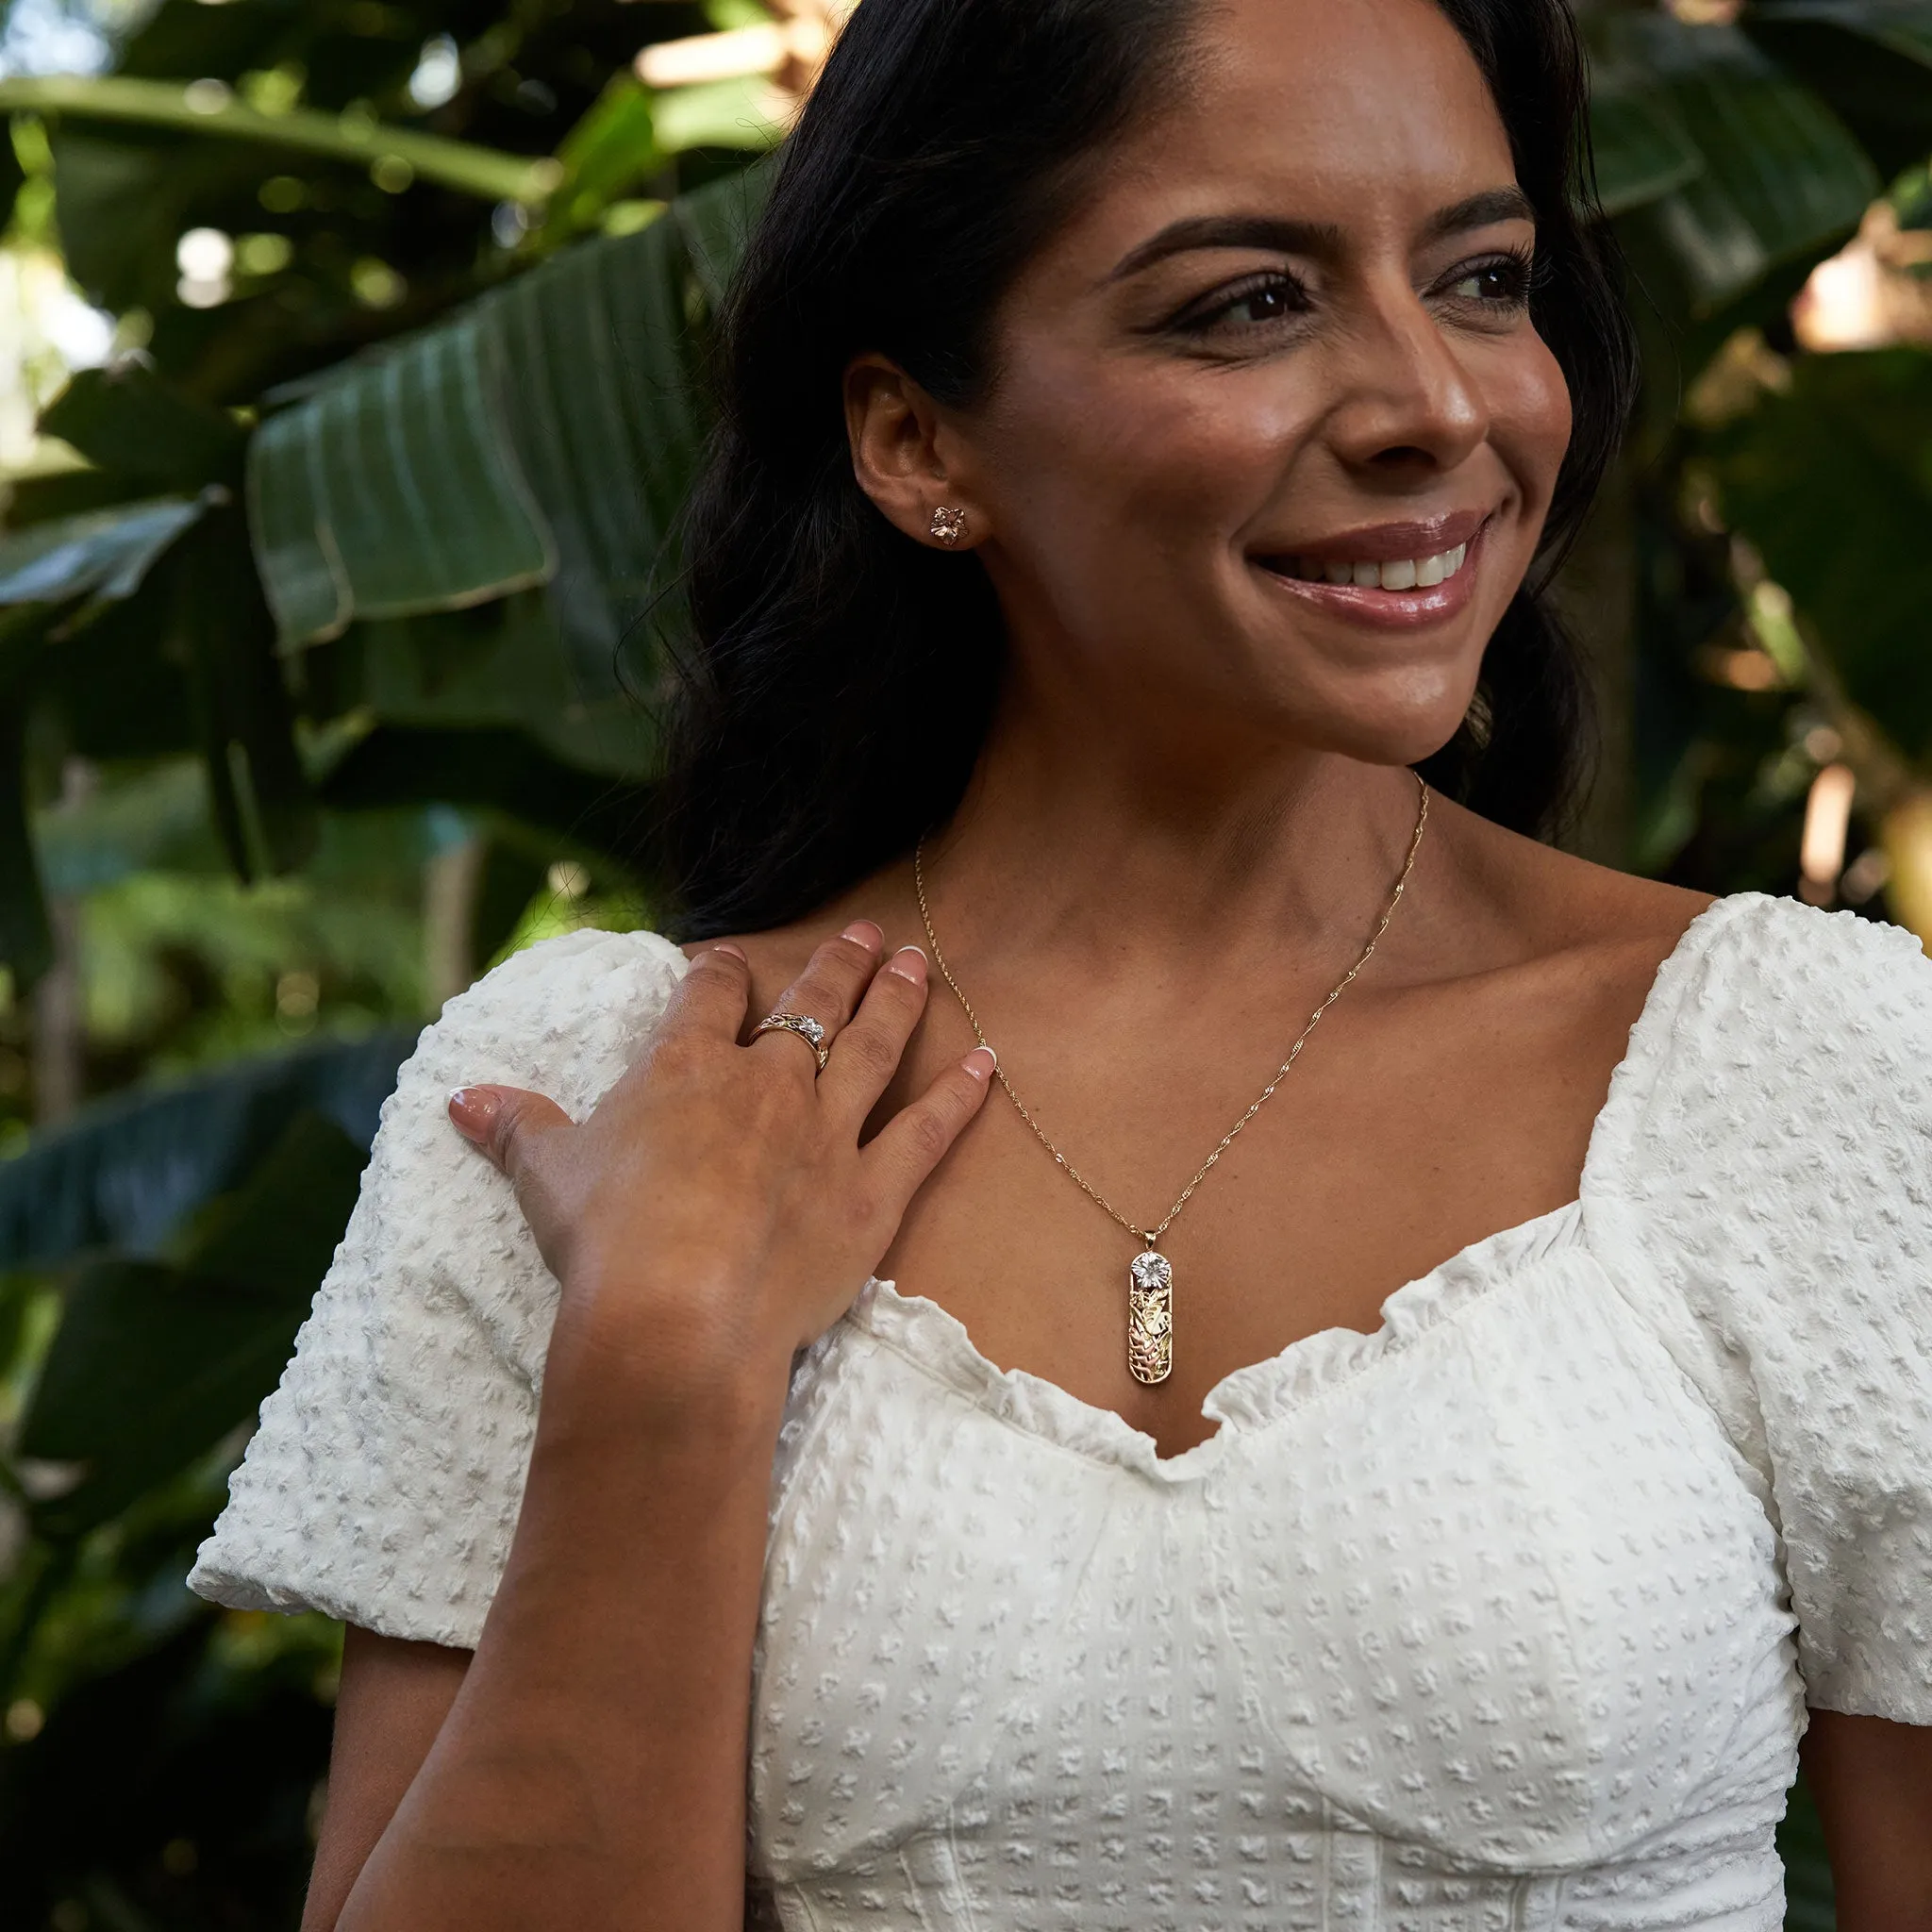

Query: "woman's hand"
<box><xmin>446</xmin><ymin>921</ymin><xmax>994</xmax><ymax>1403</ymax></box>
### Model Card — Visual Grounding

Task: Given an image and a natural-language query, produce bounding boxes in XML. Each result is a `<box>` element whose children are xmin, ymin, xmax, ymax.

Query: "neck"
<box><xmin>924</xmin><ymin>675</ymin><xmax>1431</xmax><ymax>975</ymax></box>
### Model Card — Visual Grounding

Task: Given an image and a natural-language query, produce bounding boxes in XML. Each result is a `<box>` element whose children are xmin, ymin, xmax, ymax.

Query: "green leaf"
<box><xmin>248</xmin><ymin>312</ymin><xmax>555</xmax><ymax>646</ymax></box>
<box><xmin>0</xmin><ymin>75</ymin><xmax>562</xmax><ymax>205</ymax></box>
<box><xmin>19</xmin><ymin>1110</ymin><xmax>366</xmax><ymax>1540</ymax></box>
<box><xmin>0</xmin><ymin>689</ymin><xmax>54</xmax><ymax>989</ymax></box>
<box><xmin>326</xmin><ymin>592</ymin><xmax>658</xmax><ymax>777</ymax></box>
<box><xmin>1777</xmin><ymin>1775</ymin><xmax>1838</xmax><ymax>1926</ymax></box>
<box><xmin>34</xmin><ymin>760</ymin><xmax>218</xmax><ymax>897</ymax></box>
<box><xmin>172</xmin><ymin>508</ymin><xmax>317</xmax><ymax>877</ymax></box>
<box><xmin>0</xmin><ymin>1032</ymin><xmax>412</xmax><ymax>1271</ymax></box>
<box><xmin>1586</xmin><ymin>55</ymin><xmax>1705</xmax><ymax>217</ymax></box>
<box><xmin>1610</xmin><ymin>13</ymin><xmax>1878</xmax><ymax>309</ymax></box>
<box><xmin>320</xmin><ymin>724</ymin><xmax>654</xmax><ymax>875</ymax></box>
<box><xmin>649</xmin><ymin>75</ymin><xmax>784</xmax><ymax>155</ymax></box>
<box><xmin>1707</xmin><ymin>346</ymin><xmax>1932</xmax><ymax>758</ymax></box>
<box><xmin>247</xmin><ymin>166</ymin><xmax>764</xmax><ymax>695</ymax></box>
<box><xmin>490</xmin><ymin>218</ymin><xmax>710</xmax><ymax>685</ymax></box>
<box><xmin>40</xmin><ymin>366</ymin><xmax>245</xmax><ymax>494</ymax></box>
<box><xmin>1749</xmin><ymin>0</ymin><xmax>1932</xmax><ymax>177</ymax></box>
<box><xmin>551</xmin><ymin>74</ymin><xmax>665</xmax><ymax>239</ymax></box>
<box><xmin>0</xmin><ymin>496</ymin><xmax>208</xmax><ymax>609</ymax></box>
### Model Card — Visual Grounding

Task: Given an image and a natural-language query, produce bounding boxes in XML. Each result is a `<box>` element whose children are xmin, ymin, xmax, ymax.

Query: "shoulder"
<box><xmin>1618</xmin><ymin>892</ymin><xmax>1929</xmax><ymax>1116</ymax></box>
<box><xmin>1588</xmin><ymin>891</ymin><xmax>1932</xmax><ymax>1245</ymax></box>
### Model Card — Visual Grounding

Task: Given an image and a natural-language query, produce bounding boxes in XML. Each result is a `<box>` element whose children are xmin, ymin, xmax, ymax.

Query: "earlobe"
<box><xmin>844</xmin><ymin>352</ymin><xmax>983</xmax><ymax>550</ymax></box>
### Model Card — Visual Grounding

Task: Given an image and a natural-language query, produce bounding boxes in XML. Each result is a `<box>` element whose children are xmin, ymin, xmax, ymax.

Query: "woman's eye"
<box><xmin>1174</xmin><ymin>274</ymin><xmax>1307</xmax><ymax>336</ymax></box>
<box><xmin>1227</xmin><ymin>283</ymin><xmax>1296</xmax><ymax>325</ymax></box>
<box><xmin>1446</xmin><ymin>256</ymin><xmax>1533</xmax><ymax>306</ymax></box>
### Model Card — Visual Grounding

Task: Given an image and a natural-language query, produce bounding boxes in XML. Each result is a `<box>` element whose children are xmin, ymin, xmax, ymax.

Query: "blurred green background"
<box><xmin>0</xmin><ymin>0</ymin><xmax>1925</xmax><ymax>1922</ymax></box>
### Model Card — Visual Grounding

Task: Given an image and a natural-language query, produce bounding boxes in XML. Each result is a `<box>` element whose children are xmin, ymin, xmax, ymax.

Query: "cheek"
<box><xmin>1487</xmin><ymin>332</ymin><xmax>1573</xmax><ymax>511</ymax></box>
<box><xmin>984</xmin><ymin>348</ymin><xmax>1301</xmax><ymax>545</ymax></box>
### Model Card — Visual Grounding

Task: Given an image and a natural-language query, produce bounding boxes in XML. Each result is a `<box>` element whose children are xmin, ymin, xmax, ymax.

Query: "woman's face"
<box><xmin>942</xmin><ymin>0</ymin><xmax>1573</xmax><ymax>769</ymax></box>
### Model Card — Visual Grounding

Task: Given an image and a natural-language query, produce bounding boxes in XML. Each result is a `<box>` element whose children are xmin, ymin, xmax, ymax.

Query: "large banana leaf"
<box><xmin>1607</xmin><ymin>12</ymin><xmax>1877</xmax><ymax>309</ymax></box>
<box><xmin>1748</xmin><ymin>0</ymin><xmax>1932</xmax><ymax>177</ymax></box>
<box><xmin>0</xmin><ymin>1030</ymin><xmax>410</xmax><ymax>1269</ymax></box>
<box><xmin>19</xmin><ymin>1109</ymin><xmax>369</xmax><ymax>1541</ymax></box>
<box><xmin>1587</xmin><ymin>51</ymin><xmax>1705</xmax><ymax>216</ymax></box>
<box><xmin>247</xmin><ymin>166</ymin><xmax>768</xmax><ymax>698</ymax></box>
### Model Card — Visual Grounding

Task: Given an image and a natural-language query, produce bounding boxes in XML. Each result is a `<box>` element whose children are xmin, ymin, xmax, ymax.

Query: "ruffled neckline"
<box><xmin>840</xmin><ymin>893</ymin><xmax>1772</xmax><ymax>1483</ymax></box>
<box><xmin>850</xmin><ymin>1198</ymin><xmax>1585</xmax><ymax>1482</ymax></box>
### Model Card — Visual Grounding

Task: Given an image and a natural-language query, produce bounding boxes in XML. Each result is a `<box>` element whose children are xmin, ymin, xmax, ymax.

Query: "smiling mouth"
<box><xmin>1266</xmin><ymin>541</ymin><xmax>1470</xmax><ymax>593</ymax></box>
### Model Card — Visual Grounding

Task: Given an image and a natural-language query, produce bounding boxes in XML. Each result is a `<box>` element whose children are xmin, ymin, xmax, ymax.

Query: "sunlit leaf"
<box><xmin>550</xmin><ymin>74</ymin><xmax>664</xmax><ymax>240</ymax></box>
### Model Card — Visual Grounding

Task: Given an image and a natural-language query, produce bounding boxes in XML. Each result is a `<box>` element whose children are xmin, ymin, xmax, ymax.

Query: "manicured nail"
<box><xmin>886</xmin><ymin>944</ymin><xmax>927</xmax><ymax>984</ymax></box>
<box><xmin>448</xmin><ymin>1088</ymin><xmax>501</xmax><ymax>1137</ymax></box>
<box><xmin>841</xmin><ymin>920</ymin><xmax>884</xmax><ymax>952</ymax></box>
<box><xmin>711</xmin><ymin>942</ymin><xmax>747</xmax><ymax>962</ymax></box>
<box><xmin>962</xmin><ymin>1046</ymin><xmax>998</xmax><ymax>1081</ymax></box>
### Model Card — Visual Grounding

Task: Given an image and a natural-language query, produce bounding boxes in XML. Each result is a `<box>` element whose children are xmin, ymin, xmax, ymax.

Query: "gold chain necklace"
<box><xmin>913</xmin><ymin>774</ymin><xmax>1429</xmax><ymax>1387</ymax></box>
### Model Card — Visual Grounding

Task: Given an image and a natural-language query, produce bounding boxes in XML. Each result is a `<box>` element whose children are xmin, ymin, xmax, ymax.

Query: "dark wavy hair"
<box><xmin>660</xmin><ymin>0</ymin><xmax>1637</xmax><ymax>940</ymax></box>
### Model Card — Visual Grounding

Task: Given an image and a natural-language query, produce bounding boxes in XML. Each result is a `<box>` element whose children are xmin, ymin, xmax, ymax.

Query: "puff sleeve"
<box><xmin>188</xmin><ymin>926</ymin><xmax>689</xmax><ymax>1648</ymax></box>
<box><xmin>1591</xmin><ymin>895</ymin><xmax>1932</xmax><ymax>1721</ymax></box>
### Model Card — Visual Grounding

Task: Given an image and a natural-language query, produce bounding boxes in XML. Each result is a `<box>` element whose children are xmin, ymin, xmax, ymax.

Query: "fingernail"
<box><xmin>711</xmin><ymin>942</ymin><xmax>747</xmax><ymax>962</ymax></box>
<box><xmin>841</xmin><ymin>920</ymin><xmax>884</xmax><ymax>952</ymax></box>
<box><xmin>885</xmin><ymin>944</ymin><xmax>927</xmax><ymax>984</ymax></box>
<box><xmin>962</xmin><ymin>1046</ymin><xmax>998</xmax><ymax>1082</ymax></box>
<box><xmin>448</xmin><ymin>1087</ymin><xmax>502</xmax><ymax>1137</ymax></box>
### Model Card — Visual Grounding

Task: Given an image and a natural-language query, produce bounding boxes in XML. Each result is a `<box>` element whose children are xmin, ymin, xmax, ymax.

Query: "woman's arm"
<box><xmin>1803</xmin><ymin>1708</ymin><xmax>1932</xmax><ymax>1929</ymax></box>
<box><xmin>305</xmin><ymin>930</ymin><xmax>991</xmax><ymax>1931</ymax></box>
<box><xmin>304</xmin><ymin>1632</ymin><xmax>469</xmax><ymax>1932</ymax></box>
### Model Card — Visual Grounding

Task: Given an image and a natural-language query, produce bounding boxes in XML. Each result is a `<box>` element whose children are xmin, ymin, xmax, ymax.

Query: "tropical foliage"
<box><xmin>1</xmin><ymin>0</ymin><xmax>1929</xmax><ymax>1920</ymax></box>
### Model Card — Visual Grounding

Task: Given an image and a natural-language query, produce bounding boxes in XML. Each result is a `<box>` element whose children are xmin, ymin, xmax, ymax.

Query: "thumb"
<box><xmin>447</xmin><ymin>1085</ymin><xmax>574</xmax><ymax>1176</ymax></box>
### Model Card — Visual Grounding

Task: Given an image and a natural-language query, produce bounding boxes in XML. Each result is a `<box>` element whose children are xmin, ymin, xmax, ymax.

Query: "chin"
<box><xmin>1271</xmin><ymin>660</ymin><xmax>1482</xmax><ymax>771</ymax></box>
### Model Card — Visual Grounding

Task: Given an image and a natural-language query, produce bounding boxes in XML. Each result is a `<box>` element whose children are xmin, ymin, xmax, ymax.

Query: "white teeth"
<box><xmin>1294</xmin><ymin>541</ymin><xmax>1469</xmax><ymax>591</ymax></box>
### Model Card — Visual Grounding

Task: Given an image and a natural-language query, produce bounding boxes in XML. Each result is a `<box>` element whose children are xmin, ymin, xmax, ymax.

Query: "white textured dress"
<box><xmin>192</xmin><ymin>893</ymin><xmax>1932</xmax><ymax>1930</ymax></box>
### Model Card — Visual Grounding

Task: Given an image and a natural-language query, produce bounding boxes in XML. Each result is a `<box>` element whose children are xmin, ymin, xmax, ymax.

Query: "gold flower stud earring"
<box><xmin>929</xmin><ymin>505</ymin><xmax>968</xmax><ymax>546</ymax></box>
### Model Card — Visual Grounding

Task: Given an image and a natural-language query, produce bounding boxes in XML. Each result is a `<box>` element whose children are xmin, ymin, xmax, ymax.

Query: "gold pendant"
<box><xmin>1127</xmin><ymin>1249</ymin><xmax>1174</xmax><ymax>1385</ymax></box>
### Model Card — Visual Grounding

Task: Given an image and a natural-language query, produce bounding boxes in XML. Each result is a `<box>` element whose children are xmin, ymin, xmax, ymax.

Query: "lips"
<box><xmin>1249</xmin><ymin>511</ymin><xmax>1493</xmax><ymax>629</ymax></box>
<box><xmin>1250</xmin><ymin>508</ymin><xmax>1491</xmax><ymax>573</ymax></box>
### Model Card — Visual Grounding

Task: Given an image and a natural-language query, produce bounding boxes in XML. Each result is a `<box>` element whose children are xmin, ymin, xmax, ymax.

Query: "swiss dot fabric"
<box><xmin>192</xmin><ymin>895</ymin><xmax>1932</xmax><ymax>1929</ymax></box>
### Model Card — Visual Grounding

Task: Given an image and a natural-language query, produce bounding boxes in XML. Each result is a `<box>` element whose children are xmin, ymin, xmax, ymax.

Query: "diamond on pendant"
<box><xmin>1127</xmin><ymin>1249</ymin><xmax>1174</xmax><ymax>1385</ymax></box>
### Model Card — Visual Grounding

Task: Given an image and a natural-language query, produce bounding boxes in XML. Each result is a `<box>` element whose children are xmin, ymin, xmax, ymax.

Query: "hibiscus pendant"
<box><xmin>1127</xmin><ymin>1249</ymin><xmax>1174</xmax><ymax>1385</ymax></box>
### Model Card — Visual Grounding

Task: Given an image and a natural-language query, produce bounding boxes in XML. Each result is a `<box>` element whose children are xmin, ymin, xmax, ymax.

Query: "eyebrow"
<box><xmin>1108</xmin><ymin>187</ymin><xmax>1538</xmax><ymax>281</ymax></box>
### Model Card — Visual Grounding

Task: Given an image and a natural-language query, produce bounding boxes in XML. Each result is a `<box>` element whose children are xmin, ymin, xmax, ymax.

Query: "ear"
<box><xmin>842</xmin><ymin>353</ymin><xmax>985</xmax><ymax>549</ymax></box>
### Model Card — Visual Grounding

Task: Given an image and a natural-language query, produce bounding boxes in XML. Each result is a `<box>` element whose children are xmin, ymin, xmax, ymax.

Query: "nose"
<box><xmin>1321</xmin><ymin>280</ymin><xmax>1490</xmax><ymax>478</ymax></box>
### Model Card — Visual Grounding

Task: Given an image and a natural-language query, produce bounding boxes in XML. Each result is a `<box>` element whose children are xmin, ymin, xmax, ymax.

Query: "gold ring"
<box><xmin>750</xmin><ymin>1010</ymin><xmax>830</xmax><ymax>1074</ymax></box>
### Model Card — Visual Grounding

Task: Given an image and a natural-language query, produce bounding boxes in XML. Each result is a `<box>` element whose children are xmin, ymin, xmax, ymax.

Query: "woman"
<box><xmin>192</xmin><ymin>0</ymin><xmax>1932</xmax><ymax>1923</ymax></box>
